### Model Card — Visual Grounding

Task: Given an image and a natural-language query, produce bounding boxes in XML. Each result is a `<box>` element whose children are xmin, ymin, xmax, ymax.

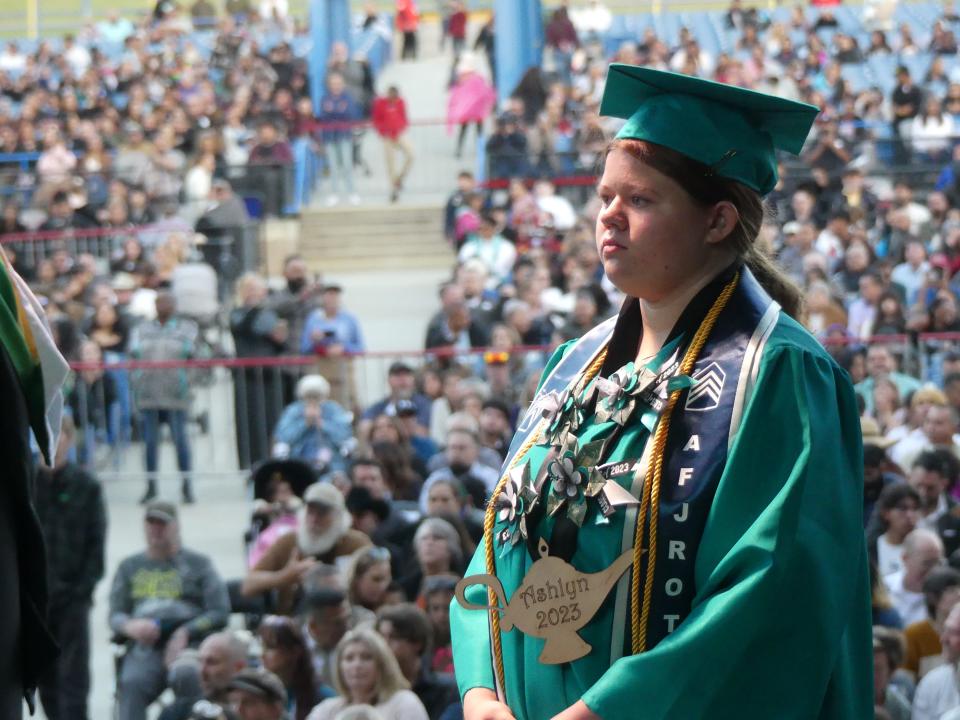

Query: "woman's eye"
<box><xmin>631</xmin><ymin>195</ymin><xmax>648</xmax><ymax>207</ymax></box>
<box><xmin>598</xmin><ymin>194</ymin><xmax>611</xmax><ymax>207</ymax></box>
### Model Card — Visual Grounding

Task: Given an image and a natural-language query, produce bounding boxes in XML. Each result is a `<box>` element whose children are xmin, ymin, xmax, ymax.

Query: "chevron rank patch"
<box><xmin>684</xmin><ymin>361</ymin><xmax>726</xmax><ymax>412</ymax></box>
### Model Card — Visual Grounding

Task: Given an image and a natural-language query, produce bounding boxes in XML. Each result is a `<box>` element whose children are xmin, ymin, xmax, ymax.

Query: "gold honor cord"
<box><xmin>481</xmin><ymin>271</ymin><xmax>740</xmax><ymax>697</ymax></box>
<box><xmin>631</xmin><ymin>271</ymin><xmax>739</xmax><ymax>654</ymax></box>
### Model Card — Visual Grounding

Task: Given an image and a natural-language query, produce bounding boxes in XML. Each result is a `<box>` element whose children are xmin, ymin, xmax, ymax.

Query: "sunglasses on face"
<box><xmin>364</xmin><ymin>546</ymin><xmax>391</xmax><ymax>562</ymax></box>
<box><xmin>261</xmin><ymin>614</ymin><xmax>296</xmax><ymax>629</ymax></box>
<box><xmin>190</xmin><ymin>700</ymin><xmax>226</xmax><ymax>720</ymax></box>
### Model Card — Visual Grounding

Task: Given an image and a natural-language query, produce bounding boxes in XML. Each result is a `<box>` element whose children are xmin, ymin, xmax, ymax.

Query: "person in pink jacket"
<box><xmin>447</xmin><ymin>54</ymin><xmax>496</xmax><ymax>158</ymax></box>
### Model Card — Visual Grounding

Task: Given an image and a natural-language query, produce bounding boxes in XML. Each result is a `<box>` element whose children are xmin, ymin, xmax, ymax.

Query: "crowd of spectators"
<box><xmin>31</xmin><ymin>2</ymin><xmax>960</xmax><ymax>720</ymax></box>
<box><xmin>480</xmin><ymin>0</ymin><xmax>960</xmax><ymax>185</ymax></box>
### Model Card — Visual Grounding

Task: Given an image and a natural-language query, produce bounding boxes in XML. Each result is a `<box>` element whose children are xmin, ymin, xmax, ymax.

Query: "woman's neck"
<box><xmin>636</xmin><ymin>258</ymin><xmax>733</xmax><ymax>361</ymax></box>
<box><xmin>423</xmin><ymin>559</ymin><xmax>449</xmax><ymax>575</ymax></box>
<box><xmin>884</xmin><ymin>528</ymin><xmax>907</xmax><ymax>546</ymax></box>
<box><xmin>350</xmin><ymin>686</ymin><xmax>377</xmax><ymax>705</ymax></box>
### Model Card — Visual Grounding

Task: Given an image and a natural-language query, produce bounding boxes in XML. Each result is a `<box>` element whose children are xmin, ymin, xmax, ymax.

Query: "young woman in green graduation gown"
<box><xmin>450</xmin><ymin>65</ymin><xmax>873</xmax><ymax>720</ymax></box>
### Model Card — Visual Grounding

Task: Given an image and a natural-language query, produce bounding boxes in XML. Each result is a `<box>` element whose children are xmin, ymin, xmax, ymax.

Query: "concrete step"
<box><xmin>298</xmin><ymin>202</ymin><xmax>452</xmax><ymax>273</ymax></box>
<box><xmin>302</xmin><ymin>206</ymin><xmax>444</xmax><ymax>225</ymax></box>
<box><xmin>302</xmin><ymin>235</ymin><xmax>447</xmax><ymax>252</ymax></box>
<box><xmin>303</xmin><ymin>255</ymin><xmax>455</xmax><ymax>272</ymax></box>
<box><xmin>302</xmin><ymin>224</ymin><xmax>444</xmax><ymax>239</ymax></box>
<box><xmin>301</xmin><ymin>248</ymin><xmax>457</xmax><ymax>266</ymax></box>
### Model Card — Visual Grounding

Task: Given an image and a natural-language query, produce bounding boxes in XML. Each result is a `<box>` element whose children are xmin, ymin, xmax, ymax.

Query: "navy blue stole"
<box><xmin>631</xmin><ymin>268</ymin><xmax>779</xmax><ymax>651</ymax></box>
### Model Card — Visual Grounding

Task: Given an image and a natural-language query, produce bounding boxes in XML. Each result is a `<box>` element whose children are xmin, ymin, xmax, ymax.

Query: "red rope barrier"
<box><xmin>68</xmin><ymin>343</ymin><xmax>555</xmax><ymax>372</ymax></box>
<box><xmin>65</xmin><ymin>332</ymin><xmax>960</xmax><ymax>373</ymax></box>
<box><xmin>0</xmin><ymin>222</ymin><xmax>260</xmax><ymax>245</ymax></box>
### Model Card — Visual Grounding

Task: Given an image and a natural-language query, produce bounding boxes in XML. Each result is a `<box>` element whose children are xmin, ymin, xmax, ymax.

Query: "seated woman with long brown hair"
<box><xmin>258</xmin><ymin>615</ymin><xmax>326</xmax><ymax>720</ymax></box>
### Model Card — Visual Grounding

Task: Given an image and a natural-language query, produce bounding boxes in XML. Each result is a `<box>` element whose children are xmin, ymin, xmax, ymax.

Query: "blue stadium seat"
<box><xmin>768</xmin><ymin>6</ymin><xmax>792</xmax><ymax>25</ymax></box>
<box><xmin>608</xmin><ymin>15</ymin><xmax>628</xmax><ymax>37</ymax></box>
<box><xmin>291</xmin><ymin>34</ymin><xmax>313</xmax><ymax>59</ymax></box>
<box><xmin>903</xmin><ymin>52</ymin><xmax>933</xmax><ymax>82</ymax></box>
<box><xmin>841</xmin><ymin>64</ymin><xmax>869</xmax><ymax>93</ymax></box>
<box><xmin>691</xmin><ymin>13</ymin><xmax>722</xmax><ymax>57</ymax></box>
<box><xmin>817</xmin><ymin>27</ymin><xmax>838</xmax><ymax>47</ymax></box>
<box><xmin>707</xmin><ymin>13</ymin><xmax>735</xmax><ymax>54</ymax></box>
<box><xmin>789</xmin><ymin>29</ymin><xmax>808</xmax><ymax>49</ymax></box>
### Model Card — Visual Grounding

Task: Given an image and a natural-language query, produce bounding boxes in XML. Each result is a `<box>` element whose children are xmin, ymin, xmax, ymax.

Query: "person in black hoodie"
<box><xmin>230</xmin><ymin>273</ymin><xmax>288</xmax><ymax>468</ymax></box>
<box><xmin>34</xmin><ymin>416</ymin><xmax>108</xmax><ymax>720</ymax></box>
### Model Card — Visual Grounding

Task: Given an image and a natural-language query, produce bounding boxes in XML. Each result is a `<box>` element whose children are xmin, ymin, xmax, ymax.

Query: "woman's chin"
<box><xmin>602</xmin><ymin>262</ymin><xmax>637</xmax><ymax>296</ymax></box>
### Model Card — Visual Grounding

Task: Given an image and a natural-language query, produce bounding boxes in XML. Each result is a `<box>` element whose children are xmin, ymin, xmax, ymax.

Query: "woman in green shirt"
<box><xmin>451</xmin><ymin>65</ymin><xmax>873</xmax><ymax>720</ymax></box>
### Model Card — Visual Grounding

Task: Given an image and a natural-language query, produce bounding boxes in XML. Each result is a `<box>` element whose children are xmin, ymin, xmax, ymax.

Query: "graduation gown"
<box><xmin>450</xmin><ymin>267</ymin><xmax>872</xmax><ymax>720</ymax></box>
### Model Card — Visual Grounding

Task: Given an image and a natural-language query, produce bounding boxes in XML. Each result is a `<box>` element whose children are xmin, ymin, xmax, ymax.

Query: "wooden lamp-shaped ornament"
<box><xmin>455</xmin><ymin>538</ymin><xmax>637</xmax><ymax>664</ymax></box>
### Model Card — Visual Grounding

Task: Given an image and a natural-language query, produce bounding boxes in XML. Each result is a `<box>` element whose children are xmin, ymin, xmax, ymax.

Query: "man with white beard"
<box><xmin>242</xmin><ymin>482</ymin><xmax>370</xmax><ymax>615</ymax></box>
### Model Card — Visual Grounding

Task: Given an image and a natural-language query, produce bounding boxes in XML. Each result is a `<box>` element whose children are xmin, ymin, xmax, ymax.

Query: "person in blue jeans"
<box><xmin>128</xmin><ymin>292</ymin><xmax>199</xmax><ymax>504</ymax></box>
<box><xmin>318</xmin><ymin>72</ymin><xmax>362</xmax><ymax>206</ymax></box>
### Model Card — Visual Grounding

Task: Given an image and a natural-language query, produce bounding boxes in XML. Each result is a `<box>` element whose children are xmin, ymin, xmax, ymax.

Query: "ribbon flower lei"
<box><xmin>544</xmin><ymin>436</ymin><xmax>605</xmax><ymax>527</ymax></box>
<box><xmin>495</xmin><ymin>463</ymin><xmax>541</xmax><ymax>550</ymax></box>
<box><xmin>595</xmin><ymin>361</ymin><xmax>644</xmax><ymax>426</ymax></box>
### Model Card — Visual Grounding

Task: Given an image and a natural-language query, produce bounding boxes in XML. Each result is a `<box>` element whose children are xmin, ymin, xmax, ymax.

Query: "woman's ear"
<box><xmin>705</xmin><ymin>201</ymin><xmax>740</xmax><ymax>245</ymax></box>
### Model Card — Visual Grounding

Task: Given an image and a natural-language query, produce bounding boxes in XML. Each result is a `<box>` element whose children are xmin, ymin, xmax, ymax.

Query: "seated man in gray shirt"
<box><xmin>108</xmin><ymin>501</ymin><xmax>230</xmax><ymax>720</ymax></box>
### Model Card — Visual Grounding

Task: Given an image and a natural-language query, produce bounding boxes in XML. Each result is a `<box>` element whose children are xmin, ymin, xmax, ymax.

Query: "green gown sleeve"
<box><xmin>536</xmin><ymin>340</ymin><xmax>576</xmax><ymax>392</ymax></box>
<box><xmin>449</xmin><ymin>340</ymin><xmax>576</xmax><ymax>700</ymax></box>
<box><xmin>581</xmin><ymin>343</ymin><xmax>873</xmax><ymax>719</ymax></box>
<box><xmin>450</xmin><ymin>532</ymin><xmax>498</xmax><ymax>699</ymax></box>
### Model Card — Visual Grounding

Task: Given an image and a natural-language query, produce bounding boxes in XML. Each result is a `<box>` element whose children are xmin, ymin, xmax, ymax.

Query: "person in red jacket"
<box><xmin>371</xmin><ymin>86</ymin><xmax>413</xmax><ymax>202</ymax></box>
<box><xmin>396</xmin><ymin>0</ymin><xmax>419</xmax><ymax>60</ymax></box>
<box><xmin>448</xmin><ymin>0</ymin><xmax>467</xmax><ymax>58</ymax></box>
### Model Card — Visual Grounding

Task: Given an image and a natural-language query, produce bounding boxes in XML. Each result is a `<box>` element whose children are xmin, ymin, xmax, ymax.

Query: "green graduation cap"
<box><xmin>599</xmin><ymin>64</ymin><xmax>820</xmax><ymax>195</ymax></box>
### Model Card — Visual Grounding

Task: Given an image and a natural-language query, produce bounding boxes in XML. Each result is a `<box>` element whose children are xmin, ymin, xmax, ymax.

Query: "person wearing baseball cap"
<box><xmin>108</xmin><ymin>501</ymin><xmax>230</xmax><ymax>720</ymax></box>
<box><xmin>227</xmin><ymin>667</ymin><xmax>286</xmax><ymax>720</ymax></box>
<box><xmin>360</xmin><ymin>360</ymin><xmax>432</xmax><ymax>433</ymax></box>
<box><xmin>242</xmin><ymin>482</ymin><xmax>370</xmax><ymax>616</ymax></box>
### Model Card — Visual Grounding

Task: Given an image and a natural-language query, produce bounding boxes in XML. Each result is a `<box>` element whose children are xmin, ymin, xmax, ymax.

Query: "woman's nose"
<box><xmin>599</xmin><ymin>197</ymin><xmax>624</xmax><ymax>226</ymax></box>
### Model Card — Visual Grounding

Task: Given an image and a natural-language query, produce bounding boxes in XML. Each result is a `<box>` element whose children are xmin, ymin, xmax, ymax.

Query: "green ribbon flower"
<box><xmin>596</xmin><ymin>362</ymin><xmax>642</xmax><ymax>425</ymax></box>
<box><xmin>549</xmin><ymin>451</ymin><xmax>585</xmax><ymax>499</ymax></box>
<box><xmin>495</xmin><ymin>464</ymin><xmax>539</xmax><ymax>553</ymax></box>
<box><xmin>495</xmin><ymin>474</ymin><xmax>520</xmax><ymax>525</ymax></box>
<box><xmin>539</xmin><ymin>388</ymin><xmax>573</xmax><ymax>446</ymax></box>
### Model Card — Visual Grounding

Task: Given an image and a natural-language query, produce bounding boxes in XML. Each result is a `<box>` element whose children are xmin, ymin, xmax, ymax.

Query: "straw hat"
<box><xmin>861</xmin><ymin>417</ymin><xmax>896</xmax><ymax>449</ymax></box>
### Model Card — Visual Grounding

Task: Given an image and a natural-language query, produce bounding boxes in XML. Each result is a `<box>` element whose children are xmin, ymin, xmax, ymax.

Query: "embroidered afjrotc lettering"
<box><xmin>683</xmin><ymin>434</ymin><xmax>701</xmax><ymax>452</ymax></box>
<box><xmin>668</xmin><ymin>540</ymin><xmax>686</xmax><ymax>561</ymax></box>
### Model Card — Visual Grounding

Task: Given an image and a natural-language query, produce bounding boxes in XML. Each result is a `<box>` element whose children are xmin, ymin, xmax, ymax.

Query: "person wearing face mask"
<box><xmin>231</xmin><ymin>273</ymin><xmax>289</xmax><ymax>468</ymax></box>
<box><xmin>266</xmin><ymin>255</ymin><xmax>324</xmax><ymax>394</ymax></box>
<box><xmin>451</xmin><ymin>64</ymin><xmax>871</xmax><ymax>720</ymax></box>
<box><xmin>421</xmin><ymin>429</ymin><xmax>499</xmax><ymax>512</ymax></box>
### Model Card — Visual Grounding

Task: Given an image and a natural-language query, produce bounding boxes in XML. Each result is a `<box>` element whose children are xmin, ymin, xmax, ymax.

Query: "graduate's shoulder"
<box><xmin>535</xmin><ymin>338</ymin><xmax>579</xmax><ymax>392</ymax></box>
<box><xmin>762</xmin><ymin>311</ymin><xmax>844</xmax><ymax>373</ymax></box>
